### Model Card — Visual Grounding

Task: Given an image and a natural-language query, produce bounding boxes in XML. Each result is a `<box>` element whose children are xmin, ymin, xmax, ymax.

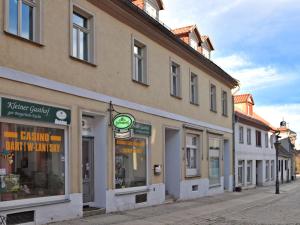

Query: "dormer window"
<box><xmin>145</xmin><ymin>0</ymin><xmax>159</xmax><ymax>19</ymax></box>
<box><xmin>190</xmin><ymin>36</ymin><xmax>198</xmax><ymax>50</ymax></box>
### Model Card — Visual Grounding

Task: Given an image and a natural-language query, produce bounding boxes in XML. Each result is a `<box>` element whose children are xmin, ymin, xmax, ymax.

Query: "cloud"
<box><xmin>213</xmin><ymin>54</ymin><xmax>293</xmax><ymax>91</ymax></box>
<box><xmin>256</xmin><ymin>104</ymin><xmax>300</xmax><ymax>145</ymax></box>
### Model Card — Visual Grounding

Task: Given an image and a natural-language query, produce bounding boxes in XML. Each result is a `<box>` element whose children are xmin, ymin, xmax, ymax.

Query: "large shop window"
<box><xmin>209</xmin><ymin>137</ymin><xmax>221</xmax><ymax>186</ymax></box>
<box><xmin>0</xmin><ymin>122</ymin><xmax>65</xmax><ymax>202</ymax></box>
<box><xmin>115</xmin><ymin>137</ymin><xmax>147</xmax><ymax>189</ymax></box>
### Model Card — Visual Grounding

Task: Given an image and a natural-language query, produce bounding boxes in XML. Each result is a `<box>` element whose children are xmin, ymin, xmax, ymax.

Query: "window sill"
<box><xmin>222</xmin><ymin>114</ymin><xmax>228</xmax><ymax>117</ymax></box>
<box><xmin>115</xmin><ymin>187</ymin><xmax>150</xmax><ymax>196</ymax></box>
<box><xmin>210</xmin><ymin>109</ymin><xmax>217</xmax><ymax>113</ymax></box>
<box><xmin>132</xmin><ymin>79</ymin><xmax>149</xmax><ymax>87</ymax></box>
<box><xmin>185</xmin><ymin>175</ymin><xmax>201</xmax><ymax>179</ymax></box>
<box><xmin>0</xmin><ymin>197</ymin><xmax>70</xmax><ymax>212</ymax></box>
<box><xmin>70</xmin><ymin>55</ymin><xmax>97</xmax><ymax>67</ymax></box>
<box><xmin>4</xmin><ymin>31</ymin><xmax>44</xmax><ymax>47</ymax></box>
<box><xmin>209</xmin><ymin>184</ymin><xmax>221</xmax><ymax>189</ymax></box>
<box><xmin>190</xmin><ymin>102</ymin><xmax>199</xmax><ymax>106</ymax></box>
<box><xmin>170</xmin><ymin>94</ymin><xmax>182</xmax><ymax>100</ymax></box>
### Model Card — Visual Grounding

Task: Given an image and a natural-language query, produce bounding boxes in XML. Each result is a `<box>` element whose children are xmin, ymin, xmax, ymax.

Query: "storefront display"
<box><xmin>115</xmin><ymin>137</ymin><xmax>147</xmax><ymax>189</ymax></box>
<box><xmin>0</xmin><ymin>122</ymin><xmax>65</xmax><ymax>201</ymax></box>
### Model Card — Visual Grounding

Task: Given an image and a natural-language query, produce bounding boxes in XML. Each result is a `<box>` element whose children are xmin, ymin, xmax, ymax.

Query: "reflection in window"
<box><xmin>209</xmin><ymin>137</ymin><xmax>221</xmax><ymax>185</ymax></box>
<box><xmin>8</xmin><ymin>0</ymin><xmax>35</xmax><ymax>41</ymax></box>
<box><xmin>115</xmin><ymin>137</ymin><xmax>147</xmax><ymax>189</ymax></box>
<box><xmin>72</xmin><ymin>12</ymin><xmax>89</xmax><ymax>61</ymax></box>
<box><xmin>0</xmin><ymin>122</ymin><xmax>65</xmax><ymax>202</ymax></box>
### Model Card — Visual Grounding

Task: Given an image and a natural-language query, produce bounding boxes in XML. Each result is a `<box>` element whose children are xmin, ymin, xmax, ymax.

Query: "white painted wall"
<box><xmin>234</xmin><ymin>121</ymin><xmax>276</xmax><ymax>188</ymax></box>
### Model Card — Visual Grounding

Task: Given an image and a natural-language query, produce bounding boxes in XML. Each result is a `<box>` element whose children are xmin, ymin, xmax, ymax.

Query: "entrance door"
<box><xmin>82</xmin><ymin>137</ymin><xmax>94</xmax><ymax>204</ymax></box>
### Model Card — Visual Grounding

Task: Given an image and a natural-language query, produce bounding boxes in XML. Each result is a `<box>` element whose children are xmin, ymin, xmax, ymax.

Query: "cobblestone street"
<box><xmin>53</xmin><ymin>178</ymin><xmax>300</xmax><ymax>225</ymax></box>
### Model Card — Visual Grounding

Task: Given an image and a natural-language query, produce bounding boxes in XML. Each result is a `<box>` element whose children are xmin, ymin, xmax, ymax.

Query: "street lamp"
<box><xmin>274</xmin><ymin>130</ymin><xmax>281</xmax><ymax>194</ymax></box>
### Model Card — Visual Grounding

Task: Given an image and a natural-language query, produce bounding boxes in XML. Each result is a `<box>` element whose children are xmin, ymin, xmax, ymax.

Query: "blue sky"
<box><xmin>160</xmin><ymin>0</ymin><xmax>300</xmax><ymax>141</ymax></box>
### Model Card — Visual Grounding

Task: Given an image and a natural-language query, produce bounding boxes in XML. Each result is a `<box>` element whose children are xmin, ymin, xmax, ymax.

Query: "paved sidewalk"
<box><xmin>53</xmin><ymin>179</ymin><xmax>300</xmax><ymax>225</ymax></box>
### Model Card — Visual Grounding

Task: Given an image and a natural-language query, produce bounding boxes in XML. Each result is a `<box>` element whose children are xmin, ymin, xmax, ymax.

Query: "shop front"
<box><xmin>0</xmin><ymin>97</ymin><xmax>72</xmax><ymax>224</ymax></box>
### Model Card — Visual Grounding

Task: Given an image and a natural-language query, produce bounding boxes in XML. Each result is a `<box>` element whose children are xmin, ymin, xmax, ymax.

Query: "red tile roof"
<box><xmin>172</xmin><ymin>25</ymin><xmax>202</xmax><ymax>43</ymax></box>
<box><xmin>234</xmin><ymin>94</ymin><xmax>254</xmax><ymax>104</ymax></box>
<box><xmin>201</xmin><ymin>35</ymin><xmax>214</xmax><ymax>50</ymax></box>
<box><xmin>235</xmin><ymin>109</ymin><xmax>274</xmax><ymax>131</ymax></box>
<box><xmin>131</xmin><ymin>0</ymin><xmax>164</xmax><ymax>10</ymax></box>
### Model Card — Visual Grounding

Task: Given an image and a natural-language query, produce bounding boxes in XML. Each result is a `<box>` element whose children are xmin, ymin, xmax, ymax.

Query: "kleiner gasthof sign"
<box><xmin>0</xmin><ymin>97</ymin><xmax>71</xmax><ymax>125</ymax></box>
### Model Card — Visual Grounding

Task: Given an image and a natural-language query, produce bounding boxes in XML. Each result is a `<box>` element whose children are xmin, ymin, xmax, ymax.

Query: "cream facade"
<box><xmin>0</xmin><ymin>0</ymin><xmax>237</xmax><ymax>224</ymax></box>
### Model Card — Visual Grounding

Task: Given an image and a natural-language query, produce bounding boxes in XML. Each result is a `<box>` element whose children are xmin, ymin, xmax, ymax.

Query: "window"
<box><xmin>239</xmin><ymin>126</ymin><xmax>244</xmax><ymax>144</ymax></box>
<box><xmin>271</xmin><ymin>160</ymin><xmax>274</xmax><ymax>180</ymax></box>
<box><xmin>186</xmin><ymin>134</ymin><xmax>199</xmax><ymax>176</ymax></box>
<box><xmin>285</xmin><ymin>160</ymin><xmax>287</xmax><ymax>170</ymax></box>
<box><xmin>271</xmin><ymin>135</ymin><xmax>274</xmax><ymax>149</ymax></box>
<box><xmin>190</xmin><ymin>37</ymin><xmax>198</xmax><ymax>50</ymax></box>
<box><xmin>247</xmin><ymin>161</ymin><xmax>252</xmax><ymax>184</ymax></box>
<box><xmin>247</xmin><ymin>128</ymin><xmax>251</xmax><ymax>145</ymax></box>
<box><xmin>222</xmin><ymin>91</ymin><xmax>228</xmax><ymax>116</ymax></box>
<box><xmin>278</xmin><ymin>160</ymin><xmax>281</xmax><ymax>172</ymax></box>
<box><xmin>5</xmin><ymin>0</ymin><xmax>41</xmax><ymax>42</ymax></box>
<box><xmin>265</xmin><ymin>161</ymin><xmax>269</xmax><ymax>181</ymax></box>
<box><xmin>190</xmin><ymin>73</ymin><xmax>198</xmax><ymax>105</ymax></box>
<box><xmin>210</xmin><ymin>84</ymin><xmax>217</xmax><ymax>112</ymax></box>
<box><xmin>145</xmin><ymin>0</ymin><xmax>158</xmax><ymax>19</ymax></box>
<box><xmin>170</xmin><ymin>62</ymin><xmax>181</xmax><ymax>97</ymax></box>
<box><xmin>265</xmin><ymin>133</ymin><xmax>269</xmax><ymax>148</ymax></box>
<box><xmin>72</xmin><ymin>6</ymin><xmax>95</xmax><ymax>63</ymax></box>
<box><xmin>115</xmin><ymin>137</ymin><xmax>147</xmax><ymax>189</ymax></box>
<box><xmin>238</xmin><ymin>160</ymin><xmax>244</xmax><ymax>185</ymax></box>
<box><xmin>209</xmin><ymin>137</ymin><xmax>221</xmax><ymax>186</ymax></box>
<box><xmin>133</xmin><ymin>40</ymin><xmax>147</xmax><ymax>84</ymax></box>
<box><xmin>0</xmin><ymin>122</ymin><xmax>66</xmax><ymax>202</ymax></box>
<box><xmin>256</xmin><ymin>130</ymin><xmax>261</xmax><ymax>147</ymax></box>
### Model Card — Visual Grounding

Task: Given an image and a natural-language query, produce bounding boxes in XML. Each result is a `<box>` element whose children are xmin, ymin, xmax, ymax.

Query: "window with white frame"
<box><xmin>239</xmin><ymin>126</ymin><xmax>244</xmax><ymax>144</ymax></box>
<box><xmin>209</xmin><ymin>137</ymin><xmax>221</xmax><ymax>186</ymax></box>
<box><xmin>238</xmin><ymin>160</ymin><xmax>244</xmax><ymax>185</ymax></box>
<box><xmin>265</xmin><ymin>133</ymin><xmax>269</xmax><ymax>148</ymax></box>
<box><xmin>247</xmin><ymin>128</ymin><xmax>251</xmax><ymax>145</ymax></box>
<box><xmin>265</xmin><ymin>161</ymin><xmax>269</xmax><ymax>181</ymax></box>
<box><xmin>271</xmin><ymin>160</ymin><xmax>274</xmax><ymax>180</ymax></box>
<box><xmin>72</xmin><ymin>6</ymin><xmax>94</xmax><ymax>63</ymax></box>
<box><xmin>222</xmin><ymin>91</ymin><xmax>228</xmax><ymax>116</ymax></box>
<box><xmin>186</xmin><ymin>134</ymin><xmax>199</xmax><ymax>176</ymax></box>
<box><xmin>133</xmin><ymin>40</ymin><xmax>147</xmax><ymax>84</ymax></box>
<box><xmin>5</xmin><ymin>0</ymin><xmax>41</xmax><ymax>42</ymax></box>
<box><xmin>210</xmin><ymin>84</ymin><xmax>217</xmax><ymax>112</ymax></box>
<box><xmin>247</xmin><ymin>161</ymin><xmax>252</xmax><ymax>184</ymax></box>
<box><xmin>170</xmin><ymin>62</ymin><xmax>181</xmax><ymax>97</ymax></box>
<box><xmin>145</xmin><ymin>0</ymin><xmax>159</xmax><ymax>19</ymax></box>
<box><xmin>190</xmin><ymin>73</ymin><xmax>198</xmax><ymax>105</ymax></box>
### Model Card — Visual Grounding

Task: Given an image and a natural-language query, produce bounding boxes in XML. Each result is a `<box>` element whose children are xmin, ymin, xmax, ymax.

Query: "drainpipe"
<box><xmin>232</xmin><ymin>86</ymin><xmax>240</xmax><ymax>191</ymax></box>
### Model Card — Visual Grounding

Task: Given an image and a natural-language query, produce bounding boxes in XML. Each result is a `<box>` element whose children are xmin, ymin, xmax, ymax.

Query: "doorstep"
<box><xmin>83</xmin><ymin>206</ymin><xmax>106</xmax><ymax>217</ymax></box>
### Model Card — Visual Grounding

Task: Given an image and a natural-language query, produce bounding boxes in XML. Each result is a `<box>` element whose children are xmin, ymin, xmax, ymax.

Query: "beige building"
<box><xmin>0</xmin><ymin>0</ymin><xmax>238</xmax><ymax>224</ymax></box>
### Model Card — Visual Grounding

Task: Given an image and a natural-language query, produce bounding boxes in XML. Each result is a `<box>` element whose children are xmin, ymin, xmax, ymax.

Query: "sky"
<box><xmin>160</xmin><ymin>0</ymin><xmax>300</xmax><ymax>142</ymax></box>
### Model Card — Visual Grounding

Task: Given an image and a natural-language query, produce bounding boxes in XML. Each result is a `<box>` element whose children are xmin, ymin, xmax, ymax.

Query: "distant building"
<box><xmin>277</xmin><ymin>120</ymin><xmax>297</xmax><ymax>181</ymax></box>
<box><xmin>234</xmin><ymin>94</ymin><xmax>276</xmax><ymax>189</ymax></box>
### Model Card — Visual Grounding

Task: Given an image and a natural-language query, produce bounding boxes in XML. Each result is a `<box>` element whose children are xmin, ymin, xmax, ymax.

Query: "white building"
<box><xmin>234</xmin><ymin>94</ymin><xmax>276</xmax><ymax>189</ymax></box>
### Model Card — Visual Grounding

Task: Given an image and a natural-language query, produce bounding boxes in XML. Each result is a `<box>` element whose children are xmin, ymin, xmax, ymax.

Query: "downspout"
<box><xmin>232</xmin><ymin>85</ymin><xmax>240</xmax><ymax>191</ymax></box>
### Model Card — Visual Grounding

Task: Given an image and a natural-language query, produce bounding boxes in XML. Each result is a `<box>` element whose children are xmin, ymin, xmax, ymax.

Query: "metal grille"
<box><xmin>6</xmin><ymin>211</ymin><xmax>34</xmax><ymax>225</ymax></box>
<box><xmin>0</xmin><ymin>215</ymin><xmax>6</xmax><ymax>225</ymax></box>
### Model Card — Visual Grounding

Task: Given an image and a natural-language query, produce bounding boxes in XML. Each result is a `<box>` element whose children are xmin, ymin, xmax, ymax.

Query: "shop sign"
<box><xmin>0</xmin><ymin>97</ymin><xmax>71</xmax><ymax>125</ymax></box>
<box><xmin>133</xmin><ymin>122</ymin><xmax>152</xmax><ymax>136</ymax></box>
<box><xmin>113</xmin><ymin>113</ymin><xmax>135</xmax><ymax>131</ymax></box>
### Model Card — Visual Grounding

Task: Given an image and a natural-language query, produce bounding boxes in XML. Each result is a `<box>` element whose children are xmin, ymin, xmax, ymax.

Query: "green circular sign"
<box><xmin>113</xmin><ymin>113</ymin><xmax>135</xmax><ymax>130</ymax></box>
